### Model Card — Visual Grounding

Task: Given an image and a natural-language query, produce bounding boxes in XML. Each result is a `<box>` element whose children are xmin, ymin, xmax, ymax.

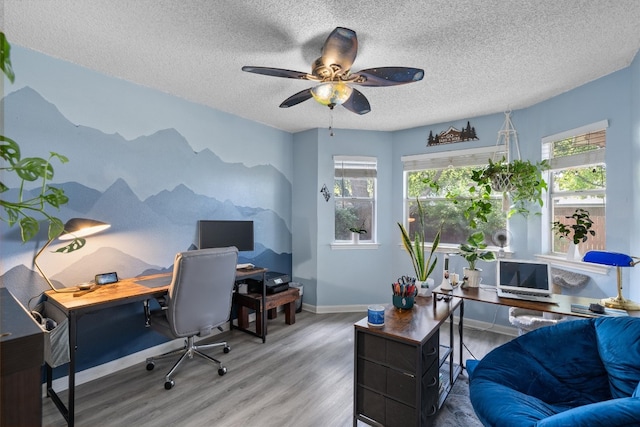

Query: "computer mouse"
<box><xmin>589</xmin><ymin>303</ymin><xmax>605</xmax><ymax>314</ymax></box>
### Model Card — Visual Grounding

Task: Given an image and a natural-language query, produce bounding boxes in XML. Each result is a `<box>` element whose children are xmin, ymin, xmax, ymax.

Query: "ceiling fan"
<box><xmin>242</xmin><ymin>27</ymin><xmax>424</xmax><ymax>115</ymax></box>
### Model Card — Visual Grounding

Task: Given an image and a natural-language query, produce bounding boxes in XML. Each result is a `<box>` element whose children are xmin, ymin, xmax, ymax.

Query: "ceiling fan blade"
<box><xmin>320</xmin><ymin>27</ymin><xmax>358</xmax><ymax>73</ymax></box>
<box><xmin>242</xmin><ymin>66</ymin><xmax>310</xmax><ymax>80</ymax></box>
<box><xmin>279</xmin><ymin>88</ymin><xmax>313</xmax><ymax>108</ymax></box>
<box><xmin>342</xmin><ymin>89</ymin><xmax>371</xmax><ymax>115</ymax></box>
<box><xmin>352</xmin><ymin>67</ymin><xmax>424</xmax><ymax>87</ymax></box>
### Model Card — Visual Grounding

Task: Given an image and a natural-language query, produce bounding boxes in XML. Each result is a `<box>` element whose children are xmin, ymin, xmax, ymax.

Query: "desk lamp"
<box><xmin>583</xmin><ymin>250</ymin><xmax>640</xmax><ymax>311</ymax></box>
<box><xmin>34</xmin><ymin>218</ymin><xmax>111</xmax><ymax>292</ymax></box>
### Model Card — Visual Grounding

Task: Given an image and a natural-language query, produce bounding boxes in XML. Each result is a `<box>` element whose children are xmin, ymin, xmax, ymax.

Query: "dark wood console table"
<box><xmin>1</xmin><ymin>287</ymin><xmax>45</xmax><ymax>427</ymax></box>
<box><xmin>353</xmin><ymin>296</ymin><xmax>463</xmax><ymax>426</ymax></box>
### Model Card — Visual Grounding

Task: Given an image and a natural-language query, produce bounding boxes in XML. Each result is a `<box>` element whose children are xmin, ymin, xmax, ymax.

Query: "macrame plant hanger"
<box><xmin>493</xmin><ymin>111</ymin><xmax>522</xmax><ymax>211</ymax></box>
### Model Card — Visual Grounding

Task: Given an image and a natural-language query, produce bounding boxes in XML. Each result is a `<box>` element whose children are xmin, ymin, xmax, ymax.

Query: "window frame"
<box><xmin>401</xmin><ymin>145</ymin><xmax>507</xmax><ymax>248</ymax></box>
<box><xmin>542</xmin><ymin>120</ymin><xmax>608</xmax><ymax>257</ymax></box>
<box><xmin>333</xmin><ymin>155</ymin><xmax>378</xmax><ymax>245</ymax></box>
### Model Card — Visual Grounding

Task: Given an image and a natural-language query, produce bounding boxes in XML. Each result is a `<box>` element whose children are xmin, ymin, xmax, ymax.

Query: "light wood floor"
<box><xmin>42</xmin><ymin>310</ymin><xmax>512</xmax><ymax>427</ymax></box>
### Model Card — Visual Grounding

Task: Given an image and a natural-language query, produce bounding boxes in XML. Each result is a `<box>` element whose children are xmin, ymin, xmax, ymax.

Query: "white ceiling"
<box><xmin>3</xmin><ymin>1</ymin><xmax>640</xmax><ymax>133</ymax></box>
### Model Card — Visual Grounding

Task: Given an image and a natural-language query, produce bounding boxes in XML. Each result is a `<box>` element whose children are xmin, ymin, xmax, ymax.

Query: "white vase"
<box><xmin>352</xmin><ymin>232</ymin><xmax>359</xmax><ymax>244</ymax></box>
<box><xmin>566</xmin><ymin>242</ymin><xmax>581</xmax><ymax>261</ymax></box>
<box><xmin>417</xmin><ymin>278</ymin><xmax>435</xmax><ymax>297</ymax></box>
<box><xmin>463</xmin><ymin>268</ymin><xmax>482</xmax><ymax>288</ymax></box>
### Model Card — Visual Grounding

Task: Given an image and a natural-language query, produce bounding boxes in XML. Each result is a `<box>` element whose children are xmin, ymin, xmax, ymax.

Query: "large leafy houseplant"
<box><xmin>1</xmin><ymin>32</ymin><xmax>81</xmax><ymax>252</ymax></box>
<box><xmin>459</xmin><ymin>231</ymin><xmax>495</xmax><ymax>271</ymax></box>
<box><xmin>397</xmin><ymin>199</ymin><xmax>441</xmax><ymax>281</ymax></box>
<box><xmin>470</xmin><ymin>157</ymin><xmax>549</xmax><ymax>219</ymax></box>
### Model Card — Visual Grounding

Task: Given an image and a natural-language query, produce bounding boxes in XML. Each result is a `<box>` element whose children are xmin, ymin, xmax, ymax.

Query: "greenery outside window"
<box><xmin>402</xmin><ymin>146</ymin><xmax>507</xmax><ymax>245</ymax></box>
<box><xmin>543</xmin><ymin>121</ymin><xmax>607</xmax><ymax>256</ymax></box>
<box><xmin>334</xmin><ymin>156</ymin><xmax>377</xmax><ymax>242</ymax></box>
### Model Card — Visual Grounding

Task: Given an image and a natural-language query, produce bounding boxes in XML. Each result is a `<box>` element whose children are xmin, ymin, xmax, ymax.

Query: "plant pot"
<box><xmin>490</xmin><ymin>173</ymin><xmax>516</xmax><ymax>192</ymax></box>
<box><xmin>463</xmin><ymin>268</ymin><xmax>482</xmax><ymax>288</ymax></box>
<box><xmin>566</xmin><ymin>242</ymin><xmax>582</xmax><ymax>261</ymax></box>
<box><xmin>352</xmin><ymin>232</ymin><xmax>359</xmax><ymax>244</ymax></box>
<box><xmin>392</xmin><ymin>295</ymin><xmax>415</xmax><ymax>310</ymax></box>
<box><xmin>416</xmin><ymin>278</ymin><xmax>434</xmax><ymax>297</ymax></box>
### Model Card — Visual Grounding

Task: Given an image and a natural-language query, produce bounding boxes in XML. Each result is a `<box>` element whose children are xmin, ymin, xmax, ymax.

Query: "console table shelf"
<box><xmin>353</xmin><ymin>296</ymin><xmax>462</xmax><ymax>427</ymax></box>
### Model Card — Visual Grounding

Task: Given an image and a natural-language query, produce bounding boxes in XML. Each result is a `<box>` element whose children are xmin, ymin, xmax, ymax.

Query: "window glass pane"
<box><xmin>334</xmin><ymin>177</ymin><xmax>374</xmax><ymax>198</ymax></box>
<box><xmin>550</xmin><ymin>164</ymin><xmax>606</xmax><ymax>192</ymax></box>
<box><xmin>551</xmin><ymin>130</ymin><xmax>605</xmax><ymax>158</ymax></box>
<box><xmin>406</xmin><ymin>166</ymin><xmax>506</xmax><ymax>245</ymax></box>
<box><xmin>335</xmin><ymin>199</ymin><xmax>373</xmax><ymax>241</ymax></box>
<box><xmin>551</xmin><ymin>196</ymin><xmax>605</xmax><ymax>253</ymax></box>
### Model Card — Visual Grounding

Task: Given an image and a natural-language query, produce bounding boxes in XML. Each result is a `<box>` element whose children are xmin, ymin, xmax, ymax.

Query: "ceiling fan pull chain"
<box><xmin>329</xmin><ymin>109</ymin><xmax>335</xmax><ymax>137</ymax></box>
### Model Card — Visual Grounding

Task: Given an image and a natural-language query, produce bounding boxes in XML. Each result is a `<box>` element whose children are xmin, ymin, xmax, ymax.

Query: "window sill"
<box><xmin>535</xmin><ymin>254</ymin><xmax>610</xmax><ymax>275</ymax></box>
<box><xmin>331</xmin><ymin>242</ymin><xmax>380</xmax><ymax>250</ymax></box>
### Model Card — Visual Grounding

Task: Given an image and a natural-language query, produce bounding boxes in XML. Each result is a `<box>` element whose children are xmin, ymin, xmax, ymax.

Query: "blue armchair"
<box><xmin>468</xmin><ymin>316</ymin><xmax>640</xmax><ymax>427</ymax></box>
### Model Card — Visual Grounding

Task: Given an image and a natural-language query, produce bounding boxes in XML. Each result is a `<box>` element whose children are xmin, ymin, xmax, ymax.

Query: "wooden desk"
<box><xmin>432</xmin><ymin>284</ymin><xmax>640</xmax><ymax>318</ymax></box>
<box><xmin>353</xmin><ymin>297</ymin><xmax>463</xmax><ymax>426</ymax></box>
<box><xmin>44</xmin><ymin>268</ymin><xmax>267</xmax><ymax>426</ymax></box>
<box><xmin>45</xmin><ymin>273</ymin><xmax>172</xmax><ymax>427</ymax></box>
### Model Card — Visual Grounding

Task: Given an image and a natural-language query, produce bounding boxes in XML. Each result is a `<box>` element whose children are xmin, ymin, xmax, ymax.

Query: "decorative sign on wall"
<box><xmin>320</xmin><ymin>184</ymin><xmax>331</xmax><ymax>202</ymax></box>
<box><xmin>427</xmin><ymin>121</ymin><xmax>479</xmax><ymax>146</ymax></box>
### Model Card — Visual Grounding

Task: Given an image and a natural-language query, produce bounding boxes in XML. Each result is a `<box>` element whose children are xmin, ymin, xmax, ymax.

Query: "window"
<box><xmin>402</xmin><ymin>146</ymin><xmax>506</xmax><ymax>245</ymax></box>
<box><xmin>334</xmin><ymin>156</ymin><xmax>377</xmax><ymax>242</ymax></box>
<box><xmin>543</xmin><ymin>121</ymin><xmax>607</xmax><ymax>255</ymax></box>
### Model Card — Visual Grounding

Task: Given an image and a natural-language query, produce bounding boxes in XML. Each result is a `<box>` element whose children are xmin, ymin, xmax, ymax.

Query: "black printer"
<box><xmin>246</xmin><ymin>271</ymin><xmax>290</xmax><ymax>294</ymax></box>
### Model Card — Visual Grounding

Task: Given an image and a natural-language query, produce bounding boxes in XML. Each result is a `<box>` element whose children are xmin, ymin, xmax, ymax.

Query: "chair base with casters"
<box><xmin>145</xmin><ymin>334</ymin><xmax>231</xmax><ymax>390</ymax></box>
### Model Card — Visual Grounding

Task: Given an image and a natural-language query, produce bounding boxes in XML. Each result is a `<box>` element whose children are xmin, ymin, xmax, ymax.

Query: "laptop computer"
<box><xmin>496</xmin><ymin>259</ymin><xmax>554</xmax><ymax>303</ymax></box>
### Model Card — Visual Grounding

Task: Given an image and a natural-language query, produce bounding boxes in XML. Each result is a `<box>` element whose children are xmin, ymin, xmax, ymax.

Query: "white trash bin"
<box><xmin>289</xmin><ymin>282</ymin><xmax>303</xmax><ymax>313</ymax></box>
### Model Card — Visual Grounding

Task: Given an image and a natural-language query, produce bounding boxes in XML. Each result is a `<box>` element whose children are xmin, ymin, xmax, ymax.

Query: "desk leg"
<box><xmin>459</xmin><ymin>299</ymin><xmax>464</xmax><ymax>370</ymax></box>
<box><xmin>68</xmin><ymin>310</ymin><xmax>77</xmax><ymax>426</ymax></box>
<box><xmin>261</xmin><ymin>271</ymin><xmax>266</xmax><ymax>343</ymax></box>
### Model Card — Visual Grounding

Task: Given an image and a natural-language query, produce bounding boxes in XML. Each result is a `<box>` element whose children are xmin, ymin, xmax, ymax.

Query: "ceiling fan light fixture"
<box><xmin>311</xmin><ymin>82</ymin><xmax>352</xmax><ymax>108</ymax></box>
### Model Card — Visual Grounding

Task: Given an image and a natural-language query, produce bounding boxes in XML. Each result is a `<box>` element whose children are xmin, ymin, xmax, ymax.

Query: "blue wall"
<box><xmin>1</xmin><ymin>45</ymin><xmax>638</xmax><ymax>375</ymax></box>
<box><xmin>1</xmin><ymin>46</ymin><xmax>293</xmax><ymax>374</ymax></box>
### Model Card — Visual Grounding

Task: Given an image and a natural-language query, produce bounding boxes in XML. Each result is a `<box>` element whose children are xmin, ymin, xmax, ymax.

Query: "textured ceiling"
<box><xmin>3</xmin><ymin>1</ymin><xmax>640</xmax><ymax>133</ymax></box>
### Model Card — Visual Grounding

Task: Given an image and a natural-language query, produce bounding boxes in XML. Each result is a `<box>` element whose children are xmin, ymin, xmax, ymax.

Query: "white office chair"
<box><xmin>144</xmin><ymin>246</ymin><xmax>238</xmax><ymax>389</ymax></box>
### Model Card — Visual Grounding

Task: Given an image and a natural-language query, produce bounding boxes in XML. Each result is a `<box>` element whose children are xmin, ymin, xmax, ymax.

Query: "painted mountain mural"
<box><xmin>1</xmin><ymin>87</ymin><xmax>292</xmax><ymax>283</ymax></box>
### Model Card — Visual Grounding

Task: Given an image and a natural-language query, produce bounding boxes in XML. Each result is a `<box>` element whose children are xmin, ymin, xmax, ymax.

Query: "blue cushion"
<box><xmin>595</xmin><ymin>317</ymin><xmax>640</xmax><ymax>398</ymax></box>
<box><xmin>466</xmin><ymin>359</ymin><xmax>479</xmax><ymax>378</ymax></box>
<box><xmin>634</xmin><ymin>381</ymin><xmax>640</xmax><ymax>398</ymax></box>
<box><xmin>536</xmin><ymin>397</ymin><xmax>640</xmax><ymax>427</ymax></box>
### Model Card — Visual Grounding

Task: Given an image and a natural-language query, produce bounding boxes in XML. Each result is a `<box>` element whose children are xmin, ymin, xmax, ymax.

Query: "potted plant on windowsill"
<box><xmin>397</xmin><ymin>199</ymin><xmax>441</xmax><ymax>297</ymax></box>
<box><xmin>459</xmin><ymin>231</ymin><xmax>495</xmax><ymax>287</ymax></box>
<box><xmin>349</xmin><ymin>221</ymin><xmax>367</xmax><ymax>243</ymax></box>
<box><xmin>552</xmin><ymin>208</ymin><xmax>595</xmax><ymax>261</ymax></box>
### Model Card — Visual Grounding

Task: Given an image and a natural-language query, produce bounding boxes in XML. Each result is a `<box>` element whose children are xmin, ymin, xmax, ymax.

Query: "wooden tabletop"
<box><xmin>354</xmin><ymin>296</ymin><xmax>461</xmax><ymax>345</ymax></box>
<box><xmin>45</xmin><ymin>273</ymin><xmax>172</xmax><ymax>313</ymax></box>
<box><xmin>432</xmin><ymin>284</ymin><xmax>640</xmax><ymax>318</ymax></box>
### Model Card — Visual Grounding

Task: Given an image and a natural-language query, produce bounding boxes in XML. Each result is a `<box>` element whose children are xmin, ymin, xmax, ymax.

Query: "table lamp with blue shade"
<box><xmin>34</xmin><ymin>218</ymin><xmax>111</xmax><ymax>293</ymax></box>
<box><xmin>583</xmin><ymin>251</ymin><xmax>640</xmax><ymax>311</ymax></box>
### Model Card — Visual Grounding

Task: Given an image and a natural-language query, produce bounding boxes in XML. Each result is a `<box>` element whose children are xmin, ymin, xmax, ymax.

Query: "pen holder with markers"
<box><xmin>392</xmin><ymin>277</ymin><xmax>418</xmax><ymax>310</ymax></box>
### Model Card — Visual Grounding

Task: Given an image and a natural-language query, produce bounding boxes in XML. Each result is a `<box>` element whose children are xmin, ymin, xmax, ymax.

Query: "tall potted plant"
<box><xmin>398</xmin><ymin>199</ymin><xmax>441</xmax><ymax>296</ymax></box>
<box><xmin>459</xmin><ymin>231</ymin><xmax>495</xmax><ymax>287</ymax></box>
<box><xmin>552</xmin><ymin>208</ymin><xmax>595</xmax><ymax>260</ymax></box>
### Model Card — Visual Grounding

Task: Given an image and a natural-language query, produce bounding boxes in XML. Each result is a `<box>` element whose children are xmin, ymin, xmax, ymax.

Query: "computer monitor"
<box><xmin>198</xmin><ymin>220</ymin><xmax>254</xmax><ymax>252</ymax></box>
